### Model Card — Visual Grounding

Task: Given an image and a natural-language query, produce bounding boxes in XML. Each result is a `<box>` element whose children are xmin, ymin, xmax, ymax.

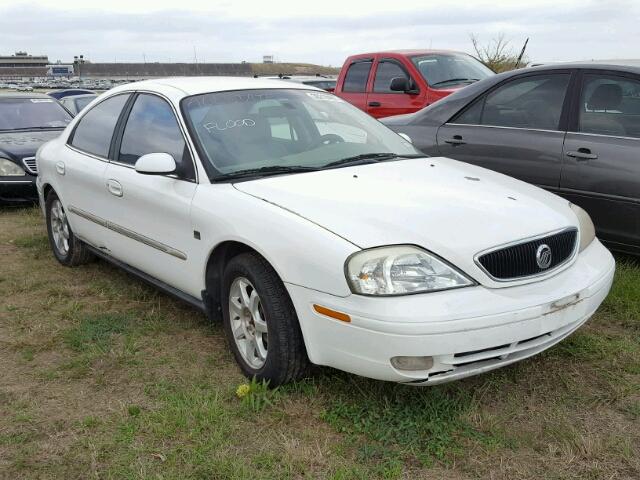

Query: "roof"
<box><xmin>346</xmin><ymin>49</ymin><xmax>469</xmax><ymax>58</ymax></box>
<box><xmin>109</xmin><ymin>76</ymin><xmax>322</xmax><ymax>96</ymax></box>
<box><xmin>524</xmin><ymin>62</ymin><xmax>640</xmax><ymax>74</ymax></box>
<box><xmin>0</xmin><ymin>92</ymin><xmax>52</xmax><ymax>99</ymax></box>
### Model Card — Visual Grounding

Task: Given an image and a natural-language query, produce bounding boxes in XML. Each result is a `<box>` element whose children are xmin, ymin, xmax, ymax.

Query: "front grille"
<box><xmin>22</xmin><ymin>157</ymin><xmax>37</xmax><ymax>175</ymax></box>
<box><xmin>477</xmin><ymin>228</ymin><xmax>578</xmax><ymax>280</ymax></box>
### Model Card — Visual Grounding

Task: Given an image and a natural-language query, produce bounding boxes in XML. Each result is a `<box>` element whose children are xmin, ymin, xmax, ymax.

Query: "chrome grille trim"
<box><xmin>22</xmin><ymin>156</ymin><xmax>37</xmax><ymax>175</ymax></box>
<box><xmin>474</xmin><ymin>227</ymin><xmax>579</xmax><ymax>282</ymax></box>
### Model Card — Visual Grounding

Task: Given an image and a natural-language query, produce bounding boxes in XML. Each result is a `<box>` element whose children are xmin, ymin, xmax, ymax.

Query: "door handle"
<box><xmin>444</xmin><ymin>135</ymin><xmax>466</xmax><ymax>146</ymax></box>
<box><xmin>106</xmin><ymin>179</ymin><xmax>123</xmax><ymax>197</ymax></box>
<box><xmin>55</xmin><ymin>161</ymin><xmax>65</xmax><ymax>175</ymax></box>
<box><xmin>368</xmin><ymin>101</ymin><xmax>381</xmax><ymax>107</ymax></box>
<box><xmin>566</xmin><ymin>148</ymin><xmax>598</xmax><ymax>161</ymax></box>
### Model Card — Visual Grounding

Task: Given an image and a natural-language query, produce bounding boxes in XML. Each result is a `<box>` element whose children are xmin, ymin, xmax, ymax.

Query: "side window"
<box><xmin>118</xmin><ymin>94</ymin><xmax>194</xmax><ymax>179</ymax></box>
<box><xmin>343</xmin><ymin>61</ymin><xmax>373</xmax><ymax>93</ymax></box>
<box><xmin>453</xmin><ymin>74</ymin><xmax>570</xmax><ymax>130</ymax></box>
<box><xmin>579</xmin><ymin>74</ymin><xmax>640</xmax><ymax>138</ymax></box>
<box><xmin>70</xmin><ymin>94</ymin><xmax>129</xmax><ymax>157</ymax></box>
<box><xmin>373</xmin><ymin>60</ymin><xmax>410</xmax><ymax>93</ymax></box>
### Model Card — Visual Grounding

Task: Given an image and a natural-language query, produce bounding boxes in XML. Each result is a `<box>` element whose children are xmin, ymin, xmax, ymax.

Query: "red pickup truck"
<box><xmin>334</xmin><ymin>49</ymin><xmax>494</xmax><ymax>118</ymax></box>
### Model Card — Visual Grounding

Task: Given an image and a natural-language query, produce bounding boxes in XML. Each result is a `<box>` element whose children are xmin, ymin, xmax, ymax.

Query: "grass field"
<box><xmin>1</xmin><ymin>206</ymin><xmax>638</xmax><ymax>479</ymax></box>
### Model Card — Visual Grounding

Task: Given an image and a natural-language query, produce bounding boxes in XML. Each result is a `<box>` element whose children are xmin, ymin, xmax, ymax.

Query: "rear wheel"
<box><xmin>45</xmin><ymin>191</ymin><xmax>93</xmax><ymax>266</ymax></box>
<box><xmin>221</xmin><ymin>252</ymin><xmax>309</xmax><ymax>386</ymax></box>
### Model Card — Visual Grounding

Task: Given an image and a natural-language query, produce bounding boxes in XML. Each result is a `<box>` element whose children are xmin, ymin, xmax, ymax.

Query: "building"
<box><xmin>0</xmin><ymin>51</ymin><xmax>49</xmax><ymax>68</ymax></box>
<box><xmin>47</xmin><ymin>64</ymin><xmax>74</xmax><ymax>77</ymax></box>
<box><xmin>0</xmin><ymin>52</ymin><xmax>49</xmax><ymax>80</ymax></box>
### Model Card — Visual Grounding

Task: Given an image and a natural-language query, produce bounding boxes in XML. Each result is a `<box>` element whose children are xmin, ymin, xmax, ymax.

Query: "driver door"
<box><xmin>437</xmin><ymin>71</ymin><xmax>573</xmax><ymax>189</ymax></box>
<box><xmin>366</xmin><ymin>58</ymin><xmax>425</xmax><ymax>118</ymax></box>
<box><xmin>102</xmin><ymin>93</ymin><xmax>200</xmax><ymax>296</ymax></box>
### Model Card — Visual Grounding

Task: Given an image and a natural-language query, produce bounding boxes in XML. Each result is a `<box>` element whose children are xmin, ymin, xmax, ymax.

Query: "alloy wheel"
<box><xmin>50</xmin><ymin>199</ymin><xmax>70</xmax><ymax>256</ymax></box>
<box><xmin>229</xmin><ymin>277</ymin><xmax>269</xmax><ymax>369</ymax></box>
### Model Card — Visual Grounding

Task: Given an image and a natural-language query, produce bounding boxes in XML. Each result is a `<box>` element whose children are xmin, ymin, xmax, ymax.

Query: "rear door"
<box><xmin>366</xmin><ymin>57</ymin><xmax>424</xmax><ymax>118</ymax></box>
<box><xmin>63</xmin><ymin>93</ymin><xmax>131</xmax><ymax>248</ymax></box>
<box><xmin>436</xmin><ymin>71</ymin><xmax>573</xmax><ymax>189</ymax></box>
<box><xmin>102</xmin><ymin>92</ymin><xmax>200</xmax><ymax>294</ymax></box>
<box><xmin>560</xmin><ymin>70</ymin><xmax>640</xmax><ymax>251</ymax></box>
<box><xmin>336</xmin><ymin>58</ymin><xmax>373</xmax><ymax>112</ymax></box>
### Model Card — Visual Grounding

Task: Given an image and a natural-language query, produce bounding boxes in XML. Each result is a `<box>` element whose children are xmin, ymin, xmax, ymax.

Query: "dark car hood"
<box><xmin>0</xmin><ymin>130</ymin><xmax>62</xmax><ymax>160</ymax></box>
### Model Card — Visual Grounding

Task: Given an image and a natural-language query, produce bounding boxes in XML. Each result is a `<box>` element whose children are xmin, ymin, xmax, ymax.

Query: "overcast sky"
<box><xmin>0</xmin><ymin>0</ymin><xmax>637</xmax><ymax>66</ymax></box>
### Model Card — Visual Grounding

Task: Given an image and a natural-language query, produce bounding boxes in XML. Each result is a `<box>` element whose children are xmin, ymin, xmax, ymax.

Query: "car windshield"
<box><xmin>0</xmin><ymin>98</ymin><xmax>72</xmax><ymax>130</ymax></box>
<box><xmin>411</xmin><ymin>53</ymin><xmax>494</xmax><ymax>88</ymax></box>
<box><xmin>182</xmin><ymin>89</ymin><xmax>419</xmax><ymax>179</ymax></box>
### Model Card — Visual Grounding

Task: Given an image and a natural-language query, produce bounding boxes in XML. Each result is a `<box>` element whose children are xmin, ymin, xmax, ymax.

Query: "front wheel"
<box><xmin>45</xmin><ymin>191</ymin><xmax>93</xmax><ymax>266</ymax></box>
<box><xmin>221</xmin><ymin>252</ymin><xmax>309</xmax><ymax>386</ymax></box>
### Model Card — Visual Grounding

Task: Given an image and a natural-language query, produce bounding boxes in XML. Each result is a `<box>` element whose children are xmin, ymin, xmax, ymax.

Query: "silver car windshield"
<box><xmin>181</xmin><ymin>89</ymin><xmax>419</xmax><ymax>179</ymax></box>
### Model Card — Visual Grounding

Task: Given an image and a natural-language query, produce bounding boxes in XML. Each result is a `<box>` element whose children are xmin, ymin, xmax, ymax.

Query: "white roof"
<box><xmin>109</xmin><ymin>76</ymin><xmax>321</xmax><ymax>97</ymax></box>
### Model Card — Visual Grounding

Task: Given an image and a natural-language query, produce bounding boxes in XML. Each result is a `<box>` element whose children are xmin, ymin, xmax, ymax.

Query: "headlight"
<box><xmin>569</xmin><ymin>203</ymin><xmax>595</xmax><ymax>252</ymax></box>
<box><xmin>346</xmin><ymin>245</ymin><xmax>474</xmax><ymax>296</ymax></box>
<box><xmin>0</xmin><ymin>158</ymin><xmax>25</xmax><ymax>176</ymax></box>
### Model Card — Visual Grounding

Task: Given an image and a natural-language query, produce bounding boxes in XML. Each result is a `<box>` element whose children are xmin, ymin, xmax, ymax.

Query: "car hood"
<box><xmin>233</xmin><ymin>157</ymin><xmax>578</xmax><ymax>285</ymax></box>
<box><xmin>0</xmin><ymin>130</ymin><xmax>62</xmax><ymax>161</ymax></box>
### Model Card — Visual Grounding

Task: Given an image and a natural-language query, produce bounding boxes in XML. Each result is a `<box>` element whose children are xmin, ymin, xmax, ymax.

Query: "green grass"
<box><xmin>63</xmin><ymin>313</ymin><xmax>134</xmax><ymax>353</ymax></box>
<box><xmin>1</xmin><ymin>206</ymin><xmax>639</xmax><ymax>479</ymax></box>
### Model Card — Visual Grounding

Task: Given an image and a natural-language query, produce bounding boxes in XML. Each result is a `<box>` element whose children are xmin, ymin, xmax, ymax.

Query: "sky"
<box><xmin>0</xmin><ymin>0</ymin><xmax>637</xmax><ymax>66</ymax></box>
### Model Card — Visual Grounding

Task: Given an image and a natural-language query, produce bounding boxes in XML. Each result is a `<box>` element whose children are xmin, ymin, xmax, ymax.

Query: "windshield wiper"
<box><xmin>213</xmin><ymin>165</ymin><xmax>320</xmax><ymax>181</ymax></box>
<box><xmin>323</xmin><ymin>153</ymin><xmax>423</xmax><ymax>169</ymax></box>
<box><xmin>431</xmin><ymin>78</ymin><xmax>480</xmax><ymax>87</ymax></box>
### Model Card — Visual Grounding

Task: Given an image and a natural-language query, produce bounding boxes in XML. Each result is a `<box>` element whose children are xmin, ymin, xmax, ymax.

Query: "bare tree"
<box><xmin>470</xmin><ymin>33</ymin><xmax>528</xmax><ymax>73</ymax></box>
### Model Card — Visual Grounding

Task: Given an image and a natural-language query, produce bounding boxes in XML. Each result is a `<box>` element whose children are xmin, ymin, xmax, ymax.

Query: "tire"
<box><xmin>221</xmin><ymin>252</ymin><xmax>309</xmax><ymax>386</ymax></box>
<box><xmin>45</xmin><ymin>191</ymin><xmax>93</xmax><ymax>266</ymax></box>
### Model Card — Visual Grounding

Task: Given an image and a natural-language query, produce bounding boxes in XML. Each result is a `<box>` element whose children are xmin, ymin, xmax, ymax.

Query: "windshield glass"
<box><xmin>411</xmin><ymin>53</ymin><xmax>493</xmax><ymax>88</ymax></box>
<box><xmin>0</xmin><ymin>98</ymin><xmax>72</xmax><ymax>130</ymax></box>
<box><xmin>182</xmin><ymin>89</ymin><xmax>419</xmax><ymax>178</ymax></box>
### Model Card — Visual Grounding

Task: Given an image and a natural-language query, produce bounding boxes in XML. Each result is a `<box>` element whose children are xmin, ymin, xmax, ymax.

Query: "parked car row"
<box><xmin>34</xmin><ymin>76</ymin><xmax>614</xmax><ymax>387</ymax></box>
<box><xmin>1</xmin><ymin>51</ymin><xmax>634</xmax><ymax>386</ymax></box>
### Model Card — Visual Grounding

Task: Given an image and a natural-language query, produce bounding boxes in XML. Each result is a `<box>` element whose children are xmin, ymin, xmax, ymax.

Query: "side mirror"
<box><xmin>134</xmin><ymin>152</ymin><xmax>177</xmax><ymax>175</ymax></box>
<box><xmin>389</xmin><ymin>77</ymin><xmax>419</xmax><ymax>95</ymax></box>
<box><xmin>389</xmin><ymin>77</ymin><xmax>409</xmax><ymax>92</ymax></box>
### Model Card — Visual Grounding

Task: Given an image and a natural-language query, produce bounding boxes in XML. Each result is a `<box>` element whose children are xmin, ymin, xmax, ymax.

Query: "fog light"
<box><xmin>390</xmin><ymin>356</ymin><xmax>434</xmax><ymax>371</ymax></box>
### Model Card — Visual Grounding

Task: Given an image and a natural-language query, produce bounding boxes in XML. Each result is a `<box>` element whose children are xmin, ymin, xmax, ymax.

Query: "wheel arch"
<box><xmin>42</xmin><ymin>182</ymin><xmax>53</xmax><ymax>200</ymax></box>
<box><xmin>203</xmin><ymin>239</ymin><xmax>289</xmax><ymax>322</ymax></box>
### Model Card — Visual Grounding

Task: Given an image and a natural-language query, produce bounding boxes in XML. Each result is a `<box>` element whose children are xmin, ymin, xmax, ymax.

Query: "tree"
<box><xmin>470</xmin><ymin>33</ymin><xmax>528</xmax><ymax>73</ymax></box>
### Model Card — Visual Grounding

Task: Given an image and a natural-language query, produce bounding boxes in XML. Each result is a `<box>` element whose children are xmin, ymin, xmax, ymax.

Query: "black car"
<box><xmin>0</xmin><ymin>93</ymin><xmax>73</xmax><ymax>204</ymax></box>
<box><xmin>47</xmin><ymin>88</ymin><xmax>95</xmax><ymax>100</ymax></box>
<box><xmin>383</xmin><ymin>63</ymin><xmax>640</xmax><ymax>255</ymax></box>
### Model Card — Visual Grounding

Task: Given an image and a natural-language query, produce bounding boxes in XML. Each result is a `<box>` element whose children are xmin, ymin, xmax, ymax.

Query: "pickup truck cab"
<box><xmin>335</xmin><ymin>50</ymin><xmax>494</xmax><ymax>118</ymax></box>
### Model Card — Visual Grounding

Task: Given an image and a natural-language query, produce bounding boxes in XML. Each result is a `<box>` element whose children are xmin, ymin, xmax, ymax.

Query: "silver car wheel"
<box><xmin>50</xmin><ymin>199</ymin><xmax>70</xmax><ymax>256</ymax></box>
<box><xmin>229</xmin><ymin>277</ymin><xmax>268</xmax><ymax>369</ymax></box>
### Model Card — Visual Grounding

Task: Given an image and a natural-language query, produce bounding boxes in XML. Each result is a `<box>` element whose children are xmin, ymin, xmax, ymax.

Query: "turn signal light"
<box><xmin>313</xmin><ymin>304</ymin><xmax>351</xmax><ymax>323</ymax></box>
<box><xmin>391</xmin><ymin>356</ymin><xmax>434</xmax><ymax>371</ymax></box>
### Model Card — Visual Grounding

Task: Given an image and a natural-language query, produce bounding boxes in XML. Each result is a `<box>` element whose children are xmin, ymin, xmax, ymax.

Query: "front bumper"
<box><xmin>0</xmin><ymin>175</ymin><xmax>38</xmax><ymax>204</ymax></box>
<box><xmin>286</xmin><ymin>239</ymin><xmax>615</xmax><ymax>383</ymax></box>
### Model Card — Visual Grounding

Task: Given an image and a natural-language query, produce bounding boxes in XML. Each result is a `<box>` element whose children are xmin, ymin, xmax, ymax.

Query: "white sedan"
<box><xmin>36</xmin><ymin>77</ymin><xmax>615</xmax><ymax>386</ymax></box>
